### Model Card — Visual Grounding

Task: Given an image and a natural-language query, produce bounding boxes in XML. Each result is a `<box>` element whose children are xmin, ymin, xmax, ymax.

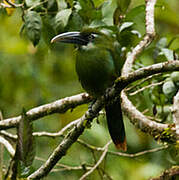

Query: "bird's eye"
<box><xmin>88</xmin><ymin>34</ymin><xmax>95</xmax><ymax>41</ymax></box>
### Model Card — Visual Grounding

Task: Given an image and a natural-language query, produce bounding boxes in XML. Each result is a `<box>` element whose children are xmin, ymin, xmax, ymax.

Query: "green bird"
<box><xmin>51</xmin><ymin>29</ymin><xmax>127</xmax><ymax>151</ymax></box>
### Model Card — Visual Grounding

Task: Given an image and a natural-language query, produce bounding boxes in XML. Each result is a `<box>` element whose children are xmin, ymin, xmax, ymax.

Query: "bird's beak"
<box><xmin>51</xmin><ymin>32</ymin><xmax>88</xmax><ymax>45</ymax></box>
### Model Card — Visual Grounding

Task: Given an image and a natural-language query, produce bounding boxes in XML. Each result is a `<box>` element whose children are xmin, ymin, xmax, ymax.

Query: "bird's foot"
<box><xmin>104</xmin><ymin>87</ymin><xmax>113</xmax><ymax>103</ymax></box>
<box><xmin>88</xmin><ymin>99</ymin><xmax>97</xmax><ymax>115</ymax></box>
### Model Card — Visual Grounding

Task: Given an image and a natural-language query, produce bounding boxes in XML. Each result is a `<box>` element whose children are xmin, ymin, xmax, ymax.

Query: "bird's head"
<box><xmin>51</xmin><ymin>29</ymin><xmax>114</xmax><ymax>47</ymax></box>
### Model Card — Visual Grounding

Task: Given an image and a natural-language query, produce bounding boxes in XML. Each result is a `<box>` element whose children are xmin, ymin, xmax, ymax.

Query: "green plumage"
<box><xmin>76</xmin><ymin>44</ymin><xmax>117</xmax><ymax>97</ymax></box>
<box><xmin>51</xmin><ymin>30</ymin><xmax>127</xmax><ymax>151</ymax></box>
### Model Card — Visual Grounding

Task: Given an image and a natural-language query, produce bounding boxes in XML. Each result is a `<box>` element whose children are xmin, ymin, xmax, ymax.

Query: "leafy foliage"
<box><xmin>0</xmin><ymin>0</ymin><xmax>179</xmax><ymax>179</ymax></box>
<box><xmin>24</xmin><ymin>11</ymin><xmax>42</xmax><ymax>46</ymax></box>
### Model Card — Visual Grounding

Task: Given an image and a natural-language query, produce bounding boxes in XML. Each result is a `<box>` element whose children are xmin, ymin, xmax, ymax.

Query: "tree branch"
<box><xmin>27</xmin><ymin>97</ymin><xmax>104</xmax><ymax>179</ymax></box>
<box><xmin>4</xmin><ymin>0</ymin><xmax>23</xmax><ymax>8</ymax></box>
<box><xmin>1</xmin><ymin>61</ymin><xmax>179</xmax><ymax>131</ymax></box>
<box><xmin>0</xmin><ymin>136</ymin><xmax>15</xmax><ymax>157</ymax></box>
<box><xmin>122</xmin><ymin>0</ymin><xmax>156</xmax><ymax>75</ymax></box>
<box><xmin>129</xmin><ymin>81</ymin><xmax>164</xmax><ymax>96</ymax></box>
<box><xmin>120</xmin><ymin>0</ymin><xmax>177</xmax><ymax>144</ymax></box>
<box><xmin>77</xmin><ymin>139</ymin><xmax>168</xmax><ymax>158</ymax></box>
<box><xmin>79</xmin><ymin>141</ymin><xmax>111</xmax><ymax>180</ymax></box>
<box><xmin>0</xmin><ymin>93</ymin><xmax>91</xmax><ymax>130</ymax></box>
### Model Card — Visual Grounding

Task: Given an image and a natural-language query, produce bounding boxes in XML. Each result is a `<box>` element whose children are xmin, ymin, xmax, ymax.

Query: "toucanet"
<box><xmin>51</xmin><ymin>29</ymin><xmax>127</xmax><ymax>151</ymax></box>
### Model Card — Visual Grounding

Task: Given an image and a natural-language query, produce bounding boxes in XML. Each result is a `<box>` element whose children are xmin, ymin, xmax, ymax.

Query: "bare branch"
<box><xmin>0</xmin><ymin>130</ymin><xmax>17</xmax><ymax>141</ymax></box>
<box><xmin>118</xmin><ymin>61</ymin><xmax>179</xmax><ymax>89</ymax></box>
<box><xmin>27</xmin><ymin>97</ymin><xmax>104</xmax><ymax>179</ymax></box>
<box><xmin>1</xmin><ymin>60</ymin><xmax>178</xmax><ymax>131</ymax></box>
<box><xmin>78</xmin><ymin>139</ymin><xmax>168</xmax><ymax>158</ymax></box>
<box><xmin>126</xmin><ymin>73</ymin><xmax>162</xmax><ymax>91</ymax></box>
<box><xmin>4</xmin><ymin>0</ymin><xmax>23</xmax><ymax>8</ymax></box>
<box><xmin>0</xmin><ymin>93</ymin><xmax>91</xmax><ymax>130</ymax></box>
<box><xmin>108</xmin><ymin>145</ymin><xmax>168</xmax><ymax>158</ymax></box>
<box><xmin>0</xmin><ymin>136</ymin><xmax>15</xmax><ymax>157</ymax></box>
<box><xmin>79</xmin><ymin>141</ymin><xmax>111</xmax><ymax>180</ymax></box>
<box><xmin>33</xmin><ymin>119</ymin><xmax>80</xmax><ymax>137</ymax></box>
<box><xmin>122</xmin><ymin>0</ymin><xmax>156</xmax><ymax>75</ymax></box>
<box><xmin>35</xmin><ymin>156</ymin><xmax>92</xmax><ymax>171</ymax></box>
<box><xmin>121</xmin><ymin>91</ymin><xmax>170</xmax><ymax>137</ymax></box>
<box><xmin>0</xmin><ymin>3</ymin><xmax>11</xmax><ymax>8</ymax></box>
<box><xmin>120</xmin><ymin>0</ymin><xmax>178</xmax><ymax>144</ymax></box>
<box><xmin>0</xmin><ymin>119</ymin><xmax>79</xmax><ymax>141</ymax></box>
<box><xmin>129</xmin><ymin>81</ymin><xmax>164</xmax><ymax>96</ymax></box>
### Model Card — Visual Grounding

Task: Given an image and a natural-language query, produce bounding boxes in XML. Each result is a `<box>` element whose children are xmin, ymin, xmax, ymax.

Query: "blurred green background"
<box><xmin>0</xmin><ymin>0</ymin><xmax>179</xmax><ymax>179</ymax></box>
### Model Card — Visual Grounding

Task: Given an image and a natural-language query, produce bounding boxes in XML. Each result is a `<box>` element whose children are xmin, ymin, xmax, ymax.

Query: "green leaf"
<box><xmin>93</xmin><ymin>0</ymin><xmax>106</xmax><ymax>8</ymax></box>
<box><xmin>125</xmin><ymin>5</ymin><xmax>145</xmax><ymax>20</ymax></box>
<box><xmin>171</xmin><ymin>71</ymin><xmax>179</xmax><ymax>86</ymax></box>
<box><xmin>156</xmin><ymin>37</ymin><xmax>167</xmax><ymax>49</ymax></box>
<box><xmin>42</xmin><ymin>16</ymin><xmax>56</xmax><ymax>45</ymax></box>
<box><xmin>161</xmin><ymin>48</ymin><xmax>174</xmax><ymax>60</ymax></box>
<box><xmin>24</xmin><ymin>11</ymin><xmax>42</xmax><ymax>46</ymax></box>
<box><xmin>162</xmin><ymin>80</ymin><xmax>177</xmax><ymax>99</ymax></box>
<box><xmin>54</xmin><ymin>8</ymin><xmax>72</xmax><ymax>33</ymax></box>
<box><xmin>17</xmin><ymin>108</ymin><xmax>35</xmax><ymax>167</ymax></box>
<box><xmin>125</xmin><ymin>5</ymin><xmax>145</xmax><ymax>34</ymax></box>
<box><xmin>131</xmin><ymin>30</ymin><xmax>141</xmax><ymax>38</ymax></box>
<box><xmin>119</xmin><ymin>22</ymin><xmax>133</xmax><ymax>32</ymax></box>
<box><xmin>117</xmin><ymin>0</ymin><xmax>131</xmax><ymax>13</ymax></box>
<box><xmin>89</xmin><ymin>19</ymin><xmax>106</xmax><ymax>28</ymax></box>
<box><xmin>102</xmin><ymin>0</ymin><xmax>117</xmax><ymax>26</ymax></box>
<box><xmin>66</xmin><ymin>11</ymin><xmax>84</xmax><ymax>31</ymax></box>
<box><xmin>78</xmin><ymin>0</ymin><xmax>102</xmax><ymax>24</ymax></box>
<box><xmin>43</xmin><ymin>0</ymin><xmax>58</xmax><ymax>12</ymax></box>
<box><xmin>25</xmin><ymin>0</ymin><xmax>40</xmax><ymax>7</ymax></box>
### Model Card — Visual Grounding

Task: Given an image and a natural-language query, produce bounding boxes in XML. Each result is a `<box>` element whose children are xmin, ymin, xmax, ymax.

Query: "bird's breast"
<box><xmin>76</xmin><ymin>46</ymin><xmax>117</xmax><ymax>97</ymax></box>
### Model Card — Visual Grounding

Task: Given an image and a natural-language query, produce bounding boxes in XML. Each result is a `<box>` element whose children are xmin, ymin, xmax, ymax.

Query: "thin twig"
<box><xmin>0</xmin><ymin>119</ymin><xmax>80</xmax><ymax>140</ymax></box>
<box><xmin>0</xmin><ymin>136</ymin><xmax>15</xmax><ymax>157</ymax></box>
<box><xmin>126</xmin><ymin>73</ymin><xmax>162</xmax><ymax>91</ymax></box>
<box><xmin>129</xmin><ymin>81</ymin><xmax>165</xmax><ymax>96</ymax></box>
<box><xmin>78</xmin><ymin>139</ymin><xmax>168</xmax><ymax>158</ymax></box>
<box><xmin>33</xmin><ymin>119</ymin><xmax>80</xmax><ymax>137</ymax></box>
<box><xmin>0</xmin><ymin>2</ymin><xmax>11</xmax><ymax>8</ymax></box>
<box><xmin>28</xmin><ymin>0</ymin><xmax>48</xmax><ymax>11</ymax></box>
<box><xmin>4</xmin><ymin>0</ymin><xmax>23</xmax><ymax>7</ymax></box>
<box><xmin>35</xmin><ymin>156</ymin><xmax>92</xmax><ymax>171</ymax></box>
<box><xmin>79</xmin><ymin>141</ymin><xmax>111</xmax><ymax>180</ymax></box>
<box><xmin>107</xmin><ymin>145</ymin><xmax>168</xmax><ymax>158</ymax></box>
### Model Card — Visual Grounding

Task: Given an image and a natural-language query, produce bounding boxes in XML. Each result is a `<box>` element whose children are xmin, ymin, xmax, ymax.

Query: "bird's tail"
<box><xmin>105</xmin><ymin>100</ymin><xmax>127</xmax><ymax>151</ymax></box>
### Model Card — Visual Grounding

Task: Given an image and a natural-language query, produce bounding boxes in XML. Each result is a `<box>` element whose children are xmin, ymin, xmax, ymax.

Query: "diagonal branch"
<box><xmin>0</xmin><ymin>136</ymin><xmax>15</xmax><ymax>157</ymax></box>
<box><xmin>79</xmin><ymin>141</ymin><xmax>111</xmax><ymax>180</ymax></box>
<box><xmin>27</xmin><ymin>97</ymin><xmax>104</xmax><ymax>179</ymax></box>
<box><xmin>4</xmin><ymin>0</ymin><xmax>23</xmax><ymax>8</ymax></box>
